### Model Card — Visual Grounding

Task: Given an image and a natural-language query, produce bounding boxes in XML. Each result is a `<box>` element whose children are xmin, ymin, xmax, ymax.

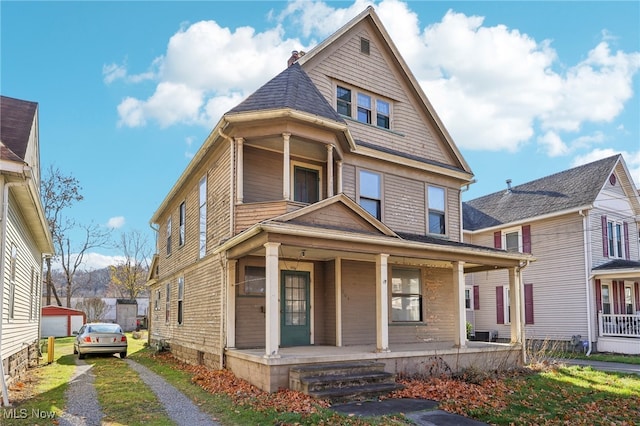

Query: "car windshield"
<box><xmin>87</xmin><ymin>324</ymin><xmax>122</xmax><ymax>333</ymax></box>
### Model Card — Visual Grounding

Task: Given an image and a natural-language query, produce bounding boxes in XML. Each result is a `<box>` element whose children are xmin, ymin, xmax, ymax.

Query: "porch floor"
<box><xmin>226</xmin><ymin>340</ymin><xmax>517</xmax><ymax>366</ymax></box>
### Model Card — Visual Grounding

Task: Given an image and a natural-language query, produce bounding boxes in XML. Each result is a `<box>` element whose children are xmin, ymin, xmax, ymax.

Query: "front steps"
<box><xmin>289</xmin><ymin>361</ymin><xmax>403</xmax><ymax>401</ymax></box>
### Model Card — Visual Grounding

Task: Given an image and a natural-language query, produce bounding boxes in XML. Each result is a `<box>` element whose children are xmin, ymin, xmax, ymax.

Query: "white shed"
<box><xmin>41</xmin><ymin>305</ymin><xmax>86</xmax><ymax>337</ymax></box>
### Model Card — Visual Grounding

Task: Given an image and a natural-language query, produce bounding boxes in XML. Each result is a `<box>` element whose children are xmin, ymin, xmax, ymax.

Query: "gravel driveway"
<box><xmin>57</xmin><ymin>356</ymin><xmax>221</xmax><ymax>426</ymax></box>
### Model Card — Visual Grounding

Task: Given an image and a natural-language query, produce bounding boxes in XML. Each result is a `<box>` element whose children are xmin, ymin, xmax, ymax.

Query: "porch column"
<box><xmin>376</xmin><ymin>254</ymin><xmax>390</xmax><ymax>352</ymax></box>
<box><xmin>452</xmin><ymin>261</ymin><xmax>466</xmax><ymax>347</ymax></box>
<box><xmin>335</xmin><ymin>258</ymin><xmax>342</xmax><ymax>346</ymax></box>
<box><xmin>336</xmin><ymin>160</ymin><xmax>343</xmax><ymax>194</ymax></box>
<box><xmin>509</xmin><ymin>267</ymin><xmax>522</xmax><ymax>343</ymax></box>
<box><xmin>235</xmin><ymin>138</ymin><xmax>244</xmax><ymax>204</ymax></box>
<box><xmin>283</xmin><ymin>133</ymin><xmax>291</xmax><ymax>201</ymax></box>
<box><xmin>264</xmin><ymin>242</ymin><xmax>281</xmax><ymax>358</ymax></box>
<box><xmin>326</xmin><ymin>145</ymin><xmax>334</xmax><ymax>197</ymax></box>
<box><xmin>226</xmin><ymin>259</ymin><xmax>237</xmax><ymax>349</ymax></box>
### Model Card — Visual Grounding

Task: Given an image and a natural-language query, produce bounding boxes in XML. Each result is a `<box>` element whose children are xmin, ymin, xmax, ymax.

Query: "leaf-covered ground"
<box><xmin>131</xmin><ymin>353</ymin><xmax>640</xmax><ymax>425</ymax></box>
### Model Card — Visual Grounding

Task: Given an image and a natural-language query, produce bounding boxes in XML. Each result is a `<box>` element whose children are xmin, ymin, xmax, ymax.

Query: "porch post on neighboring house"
<box><xmin>283</xmin><ymin>133</ymin><xmax>291</xmax><ymax>201</ymax></box>
<box><xmin>508</xmin><ymin>267</ymin><xmax>522</xmax><ymax>343</ymax></box>
<box><xmin>226</xmin><ymin>259</ymin><xmax>237</xmax><ymax>349</ymax></box>
<box><xmin>336</xmin><ymin>160</ymin><xmax>343</xmax><ymax>194</ymax></box>
<box><xmin>326</xmin><ymin>145</ymin><xmax>334</xmax><ymax>197</ymax></box>
<box><xmin>264</xmin><ymin>242</ymin><xmax>281</xmax><ymax>358</ymax></box>
<box><xmin>452</xmin><ymin>261</ymin><xmax>466</xmax><ymax>347</ymax></box>
<box><xmin>335</xmin><ymin>257</ymin><xmax>343</xmax><ymax>346</ymax></box>
<box><xmin>235</xmin><ymin>138</ymin><xmax>244</xmax><ymax>204</ymax></box>
<box><xmin>376</xmin><ymin>253</ymin><xmax>390</xmax><ymax>352</ymax></box>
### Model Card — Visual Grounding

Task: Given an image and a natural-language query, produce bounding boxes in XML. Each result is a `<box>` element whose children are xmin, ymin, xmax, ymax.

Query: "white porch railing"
<box><xmin>598</xmin><ymin>313</ymin><xmax>640</xmax><ymax>338</ymax></box>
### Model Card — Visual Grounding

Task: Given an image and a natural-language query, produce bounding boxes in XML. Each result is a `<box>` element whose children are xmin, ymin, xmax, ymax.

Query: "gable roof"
<box><xmin>297</xmin><ymin>6</ymin><xmax>472</xmax><ymax>176</ymax></box>
<box><xmin>227</xmin><ymin>63</ymin><xmax>344</xmax><ymax>123</ymax></box>
<box><xmin>1</xmin><ymin>95</ymin><xmax>37</xmax><ymax>161</ymax></box>
<box><xmin>463</xmin><ymin>154</ymin><xmax>624</xmax><ymax>231</ymax></box>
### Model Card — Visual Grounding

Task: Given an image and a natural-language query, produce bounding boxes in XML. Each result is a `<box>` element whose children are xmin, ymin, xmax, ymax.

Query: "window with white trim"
<box><xmin>427</xmin><ymin>186</ymin><xmax>446</xmax><ymax>235</ymax></box>
<box><xmin>357</xmin><ymin>93</ymin><xmax>372</xmax><ymax>124</ymax></box>
<box><xmin>166</xmin><ymin>217</ymin><xmax>172</xmax><ymax>256</ymax></box>
<box><xmin>165</xmin><ymin>283</ymin><xmax>171</xmax><ymax>323</ymax></box>
<box><xmin>358</xmin><ymin>170</ymin><xmax>381</xmax><ymax>220</ymax></box>
<box><xmin>607</xmin><ymin>221</ymin><xmax>624</xmax><ymax>258</ymax></box>
<box><xmin>154</xmin><ymin>289</ymin><xmax>161</xmax><ymax>311</ymax></box>
<box><xmin>9</xmin><ymin>244</ymin><xmax>17</xmax><ymax>319</ymax></box>
<box><xmin>336</xmin><ymin>86</ymin><xmax>351</xmax><ymax>117</ymax></box>
<box><xmin>503</xmin><ymin>228</ymin><xmax>522</xmax><ymax>253</ymax></box>
<box><xmin>177</xmin><ymin>277</ymin><xmax>184</xmax><ymax>325</ymax></box>
<box><xmin>179</xmin><ymin>201</ymin><xmax>186</xmax><ymax>246</ymax></box>
<box><xmin>503</xmin><ymin>286</ymin><xmax>511</xmax><ymax>324</ymax></box>
<box><xmin>199</xmin><ymin>176</ymin><xmax>207</xmax><ymax>258</ymax></box>
<box><xmin>465</xmin><ymin>287</ymin><xmax>472</xmax><ymax>310</ymax></box>
<box><xmin>391</xmin><ymin>268</ymin><xmax>422</xmax><ymax>322</ymax></box>
<box><xmin>624</xmin><ymin>283</ymin><xmax>633</xmax><ymax>314</ymax></box>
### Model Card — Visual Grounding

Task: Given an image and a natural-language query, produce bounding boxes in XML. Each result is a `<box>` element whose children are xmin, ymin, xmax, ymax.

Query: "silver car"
<box><xmin>73</xmin><ymin>323</ymin><xmax>128</xmax><ymax>359</ymax></box>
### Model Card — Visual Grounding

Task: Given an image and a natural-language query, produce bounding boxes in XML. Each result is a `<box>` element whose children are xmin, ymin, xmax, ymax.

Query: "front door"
<box><xmin>280</xmin><ymin>270</ymin><xmax>310</xmax><ymax>346</ymax></box>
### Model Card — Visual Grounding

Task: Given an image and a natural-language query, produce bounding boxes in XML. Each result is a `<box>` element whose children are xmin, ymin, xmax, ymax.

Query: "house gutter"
<box><xmin>0</xmin><ymin>170</ymin><xmax>32</xmax><ymax>407</ymax></box>
<box><xmin>579</xmin><ymin>209</ymin><xmax>593</xmax><ymax>356</ymax></box>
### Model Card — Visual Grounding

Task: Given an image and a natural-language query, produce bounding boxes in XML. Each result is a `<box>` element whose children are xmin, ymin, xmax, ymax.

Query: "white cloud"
<box><xmin>107</xmin><ymin>216</ymin><xmax>125</xmax><ymax>229</ymax></box>
<box><xmin>103</xmin><ymin>63</ymin><xmax>127</xmax><ymax>84</ymax></box>
<box><xmin>113</xmin><ymin>0</ymin><xmax>639</xmax><ymax>161</ymax></box>
<box><xmin>573</xmin><ymin>148</ymin><xmax>640</xmax><ymax>187</ymax></box>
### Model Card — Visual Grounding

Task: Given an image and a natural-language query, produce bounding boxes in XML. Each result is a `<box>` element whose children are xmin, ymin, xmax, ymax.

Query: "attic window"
<box><xmin>609</xmin><ymin>174</ymin><xmax>616</xmax><ymax>186</ymax></box>
<box><xmin>360</xmin><ymin>37</ymin><xmax>370</xmax><ymax>55</ymax></box>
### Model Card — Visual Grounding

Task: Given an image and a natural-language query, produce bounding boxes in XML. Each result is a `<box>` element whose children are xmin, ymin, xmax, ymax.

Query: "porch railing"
<box><xmin>598</xmin><ymin>313</ymin><xmax>640</xmax><ymax>338</ymax></box>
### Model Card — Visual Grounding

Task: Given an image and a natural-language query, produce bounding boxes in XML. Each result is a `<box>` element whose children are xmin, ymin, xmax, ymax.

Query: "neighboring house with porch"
<box><xmin>463</xmin><ymin>154</ymin><xmax>640</xmax><ymax>355</ymax></box>
<box><xmin>147</xmin><ymin>7</ymin><xmax>533</xmax><ymax>393</ymax></box>
<box><xmin>0</xmin><ymin>95</ymin><xmax>54</xmax><ymax>404</ymax></box>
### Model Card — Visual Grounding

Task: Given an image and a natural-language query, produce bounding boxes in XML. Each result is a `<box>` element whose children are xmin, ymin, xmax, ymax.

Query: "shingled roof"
<box><xmin>463</xmin><ymin>155</ymin><xmax>621</xmax><ymax>231</ymax></box>
<box><xmin>226</xmin><ymin>63</ymin><xmax>344</xmax><ymax>123</ymax></box>
<box><xmin>0</xmin><ymin>95</ymin><xmax>38</xmax><ymax>162</ymax></box>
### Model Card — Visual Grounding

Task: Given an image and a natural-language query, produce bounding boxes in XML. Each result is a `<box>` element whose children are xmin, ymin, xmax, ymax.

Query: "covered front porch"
<box><xmin>593</xmin><ymin>260</ymin><xmax>640</xmax><ymax>355</ymax></box>
<box><xmin>217</xmin><ymin>196</ymin><xmax>533</xmax><ymax>391</ymax></box>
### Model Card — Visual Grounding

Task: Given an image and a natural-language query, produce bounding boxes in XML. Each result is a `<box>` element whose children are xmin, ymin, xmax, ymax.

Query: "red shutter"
<box><xmin>473</xmin><ymin>285</ymin><xmax>480</xmax><ymax>310</ymax></box>
<box><xmin>496</xmin><ymin>286</ymin><xmax>504</xmax><ymax>324</ymax></box>
<box><xmin>595</xmin><ymin>279</ymin><xmax>602</xmax><ymax>312</ymax></box>
<box><xmin>524</xmin><ymin>283</ymin><xmax>534</xmax><ymax>324</ymax></box>
<box><xmin>522</xmin><ymin>225</ymin><xmax>531</xmax><ymax>254</ymax></box>
<box><xmin>623</xmin><ymin>222</ymin><xmax>630</xmax><ymax>260</ymax></box>
<box><xmin>494</xmin><ymin>231</ymin><xmax>502</xmax><ymax>249</ymax></box>
<box><xmin>634</xmin><ymin>282</ymin><xmax>639</xmax><ymax>312</ymax></box>
<box><xmin>601</xmin><ymin>216</ymin><xmax>608</xmax><ymax>257</ymax></box>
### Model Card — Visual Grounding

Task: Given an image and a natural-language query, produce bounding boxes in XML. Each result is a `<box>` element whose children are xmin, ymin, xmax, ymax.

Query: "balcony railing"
<box><xmin>598</xmin><ymin>313</ymin><xmax>640</xmax><ymax>338</ymax></box>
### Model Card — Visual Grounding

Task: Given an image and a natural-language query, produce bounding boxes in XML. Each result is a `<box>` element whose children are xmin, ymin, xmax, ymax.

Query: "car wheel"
<box><xmin>78</xmin><ymin>352</ymin><xmax>85</xmax><ymax>360</ymax></box>
<box><xmin>120</xmin><ymin>351</ymin><xmax>127</xmax><ymax>359</ymax></box>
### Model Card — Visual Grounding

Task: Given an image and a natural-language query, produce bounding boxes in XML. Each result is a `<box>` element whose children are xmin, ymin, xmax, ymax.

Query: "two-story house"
<box><xmin>464</xmin><ymin>154</ymin><xmax>640</xmax><ymax>355</ymax></box>
<box><xmin>147</xmin><ymin>7</ymin><xmax>533</xmax><ymax>393</ymax></box>
<box><xmin>0</xmin><ymin>95</ymin><xmax>53</xmax><ymax>405</ymax></box>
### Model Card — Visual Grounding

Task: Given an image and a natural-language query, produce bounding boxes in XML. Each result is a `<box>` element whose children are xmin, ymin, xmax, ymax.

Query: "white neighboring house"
<box><xmin>464</xmin><ymin>154</ymin><xmax>640</xmax><ymax>355</ymax></box>
<box><xmin>69</xmin><ymin>297</ymin><xmax>149</xmax><ymax>325</ymax></box>
<box><xmin>0</xmin><ymin>95</ymin><xmax>54</xmax><ymax>403</ymax></box>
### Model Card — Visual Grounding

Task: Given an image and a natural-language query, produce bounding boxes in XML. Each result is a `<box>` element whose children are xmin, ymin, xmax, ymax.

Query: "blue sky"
<box><xmin>2</xmin><ymin>1</ymin><xmax>639</xmax><ymax>269</ymax></box>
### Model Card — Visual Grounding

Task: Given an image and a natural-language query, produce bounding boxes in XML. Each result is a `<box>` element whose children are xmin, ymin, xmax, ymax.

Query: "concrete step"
<box><xmin>308</xmin><ymin>382</ymin><xmax>404</xmax><ymax>402</ymax></box>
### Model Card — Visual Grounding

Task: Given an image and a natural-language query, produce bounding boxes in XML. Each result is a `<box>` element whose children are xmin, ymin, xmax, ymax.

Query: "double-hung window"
<box><xmin>376</xmin><ymin>100</ymin><xmax>390</xmax><ymax>129</ymax></box>
<box><xmin>337</xmin><ymin>86</ymin><xmax>352</xmax><ymax>117</ymax></box>
<box><xmin>427</xmin><ymin>186</ymin><xmax>446</xmax><ymax>235</ymax></box>
<box><xmin>391</xmin><ymin>268</ymin><xmax>422</xmax><ymax>322</ymax></box>
<box><xmin>199</xmin><ymin>176</ymin><xmax>207</xmax><ymax>258</ymax></box>
<box><xmin>358</xmin><ymin>170</ymin><xmax>381</xmax><ymax>219</ymax></box>
<box><xmin>179</xmin><ymin>202</ymin><xmax>186</xmax><ymax>246</ymax></box>
<box><xmin>357</xmin><ymin>93</ymin><xmax>372</xmax><ymax>124</ymax></box>
<box><xmin>601</xmin><ymin>284</ymin><xmax>611</xmax><ymax>314</ymax></box>
<box><xmin>607</xmin><ymin>220</ymin><xmax>625</xmax><ymax>258</ymax></box>
<box><xmin>177</xmin><ymin>277</ymin><xmax>184</xmax><ymax>325</ymax></box>
<box><xmin>165</xmin><ymin>283</ymin><xmax>171</xmax><ymax>323</ymax></box>
<box><xmin>166</xmin><ymin>217</ymin><xmax>172</xmax><ymax>256</ymax></box>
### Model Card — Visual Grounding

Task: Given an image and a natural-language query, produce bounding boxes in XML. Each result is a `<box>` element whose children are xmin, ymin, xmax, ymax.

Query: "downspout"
<box><xmin>0</xmin><ymin>174</ymin><xmax>32</xmax><ymax>407</ymax></box>
<box><xmin>579</xmin><ymin>210</ymin><xmax>593</xmax><ymax>356</ymax></box>
<box><xmin>517</xmin><ymin>260</ymin><xmax>530</xmax><ymax>365</ymax></box>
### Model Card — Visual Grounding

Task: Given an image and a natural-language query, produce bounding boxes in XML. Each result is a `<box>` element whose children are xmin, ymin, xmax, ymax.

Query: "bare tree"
<box><xmin>109</xmin><ymin>230</ymin><xmax>150</xmax><ymax>300</ymax></box>
<box><xmin>75</xmin><ymin>297</ymin><xmax>108</xmax><ymax>322</ymax></box>
<box><xmin>41</xmin><ymin>165</ymin><xmax>112</xmax><ymax>307</ymax></box>
<box><xmin>41</xmin><ymin>166</ymin><xmax>82</xmax><ymax>306</ymax></box>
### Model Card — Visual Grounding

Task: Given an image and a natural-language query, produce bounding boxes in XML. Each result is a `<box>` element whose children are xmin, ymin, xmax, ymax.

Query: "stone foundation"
<box><xmin>2</xmin><ymin>340</ymin><xmax>40</xmax><ymax>386</ymax></box>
